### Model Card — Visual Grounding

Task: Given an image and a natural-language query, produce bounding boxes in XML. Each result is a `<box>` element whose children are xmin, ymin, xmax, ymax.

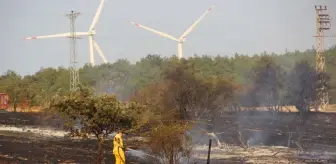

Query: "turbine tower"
<box><xmin>24</xmin><ymin>0</ymin><xmax>108</xmax><ymax>66</ymax></box>
<box><xmin>129</xmin><ymin>5</ymin><xmax>215</xmax><ymax>59</ymax></box>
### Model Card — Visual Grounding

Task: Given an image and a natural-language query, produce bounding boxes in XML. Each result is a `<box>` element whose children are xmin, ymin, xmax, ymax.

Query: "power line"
<box><xmin>314</xmin><ymin>5</ymin><xmax>331</xmax><ymax>111</ymax></box>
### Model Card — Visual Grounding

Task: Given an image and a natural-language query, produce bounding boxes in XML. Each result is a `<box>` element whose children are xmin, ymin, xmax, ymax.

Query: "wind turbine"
<box><xmin>24</xmin><ymin>0</ymin><xmax>108</xmax><ymax>66</ymax></box>
<box><xmin>129</xmin><ymin>5</ymin><xmax>215</xmax><ymax>59</ymax></box>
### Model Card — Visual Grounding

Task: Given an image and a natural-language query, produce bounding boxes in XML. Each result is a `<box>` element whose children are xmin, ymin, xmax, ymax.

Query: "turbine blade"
<box><xmin>179</xmin><ymin>5</ymin><xmax>215</xmax><ymax>39</ymax></box>
<box><xmin>24</xmin><ymin>32</ymin><xmax>89</xmax><ymax>40</ymax></box>
<box><xmin>93</xmin><ymin>41</ymin><xmax>108</xmax><ymax>63</ymax></box>
<box><xmin>24</xmin><ymin>33</ymin><xmax>71</xmax><ymax>40</ymax></box>
<box><xmin>89</xmin><ymin>36</ymin><xmax>95</xmax><ymax>66</ymax></box>
<box><xmin>129</xmin><ymin>21</ymin><xmax>179</xmax><ymax>42</ymax></box>
<box><xmin>89</xmin><ymin>0</ymin><xmax>105</xmax><ymax>31</ymax></box>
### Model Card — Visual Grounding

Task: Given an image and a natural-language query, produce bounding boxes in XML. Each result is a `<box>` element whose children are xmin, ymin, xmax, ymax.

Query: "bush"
<box><xmin>50</xmin><ymin>85</ymin><xmax>146</xmax><ymax>164</ymax></box>
<box><xmin>146</xmin><ymin>122</ymin><xmax>193</xmax><ymax>164</ymax></box>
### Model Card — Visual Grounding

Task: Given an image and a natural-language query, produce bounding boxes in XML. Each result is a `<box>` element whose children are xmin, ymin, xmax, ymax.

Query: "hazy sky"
<box><xmin>1</xmin><ymin>0</ymin><xmax>336</xmax><ymax>75</ymax></box>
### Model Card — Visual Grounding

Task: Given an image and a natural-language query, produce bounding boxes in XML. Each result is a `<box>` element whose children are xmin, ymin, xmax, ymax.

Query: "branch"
<box><xmin>59</xmin><ymin>144</ymin><xmax>83</xmax><ymax>160</ymax></box>
<box><xmin>238</xmin><ymin>131</ymin><xmax>249</xmax><ymax>150</ymax></box>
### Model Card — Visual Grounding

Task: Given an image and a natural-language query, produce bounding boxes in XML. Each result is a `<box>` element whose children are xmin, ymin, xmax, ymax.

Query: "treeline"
<box><xmin>1</xmin><ymin>46</ymin><xmax>336</xmax><ymax>108</ymax></box>
<box><xmin>2</xmin><ymin>47</ymin><xmax>335</xmax><ymax>163</ymax></box>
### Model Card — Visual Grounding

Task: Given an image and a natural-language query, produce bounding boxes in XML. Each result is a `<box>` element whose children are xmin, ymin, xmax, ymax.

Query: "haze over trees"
<box><xmin>1</xmin><ymin>46</ymin><xmax>336</xmax><ymax>163</ymax></box>
<box><xmin>1</xmin><ymin>46</ymin><xmax>336</xmax><ymax>108</ymax></box>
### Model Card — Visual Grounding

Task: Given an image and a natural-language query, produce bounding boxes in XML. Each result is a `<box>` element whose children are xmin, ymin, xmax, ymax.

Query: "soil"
<box><xmin>202</xmin><ymin>111</ymin><xmax>336</xmax><ymax>147</ymax></box>
<box><xmin>0</xmin><ymin>132</ymin><xmax>114</xmax><ymax>163</ymax></box>
<box><xmin>0</xmin><ymin>112</ymin><xmax>146</xmax><ymax>163</ymax></box>
<box><xmin>190</xmin><ymin>111</ymin><xmax>336</xmax><ymax>163</ymax></box>
<box><xmin>0</xmin><ymin>111</ymin><xmax>63</xmax><ymax>128</ymax></box>
<box><xmin>1</xmin><ymin>111</ymin><xmax>336</xmax><ymax>163</ymax></box>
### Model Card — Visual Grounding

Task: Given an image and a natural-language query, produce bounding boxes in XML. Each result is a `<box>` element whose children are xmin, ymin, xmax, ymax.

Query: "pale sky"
<box><xmin>1</xmin><ymin>0</ymin><xmax>336</xmax><ymax>75</ymax></box>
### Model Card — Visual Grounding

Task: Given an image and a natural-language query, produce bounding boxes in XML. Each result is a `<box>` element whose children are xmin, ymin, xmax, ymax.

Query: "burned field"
<box><xmin>1</xmin><ymin>111</ymin><xmax>336</xmax><ymax>164</ymax></box>
<box><xmin>191</xmin><ymin>111</ymin><xmax>336</xmax><ymax>163</ymax></box>
<box><xmin>0</xmin><ymin>134</ymin><xmax>114</xmax><ymax>163</ymax></box>
<box><xmin>209</xmin><ymin>111</ymin><xmax>336</xmax><ymax>147</ymax></box>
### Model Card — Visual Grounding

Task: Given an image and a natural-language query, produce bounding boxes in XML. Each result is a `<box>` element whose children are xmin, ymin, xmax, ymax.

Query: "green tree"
<box><xmin>49</xmin><ymin>85</ymin><xmax>145</xmax><ymax>164</ymax></box>
<box><xmin>0</xmin><ymin>70</ymin><xmax>22</xmax><ymax>111</ymax></box>
<box><xmin>246</xmin><ymin>56</ymin><xmax>286</xmax><ymax>109</ymax></box>
<box><xmin>285</xmin><ymin>60</ymin><xmax>330</xmax><ymax>113</ymax></box>
<box><xmin>131</xmin><ymin>81</ymin><xmax>193</xmax><ymax>164</ymax></box>
<box><xmin>147</xmin><ymin>122</ymin><xmax>192</xmax><ymax>164</ymax></box>
<box><xmin>1</xmin><ymin>45</ymin><xmax>336</xmax><ymax>108</ymax></box>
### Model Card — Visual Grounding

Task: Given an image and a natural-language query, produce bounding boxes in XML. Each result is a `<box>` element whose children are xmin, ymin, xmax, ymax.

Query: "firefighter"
<box><xmin>113</xmin><ymin>131</ymin><xmax>126</xmax><ymax>164</ymax></box>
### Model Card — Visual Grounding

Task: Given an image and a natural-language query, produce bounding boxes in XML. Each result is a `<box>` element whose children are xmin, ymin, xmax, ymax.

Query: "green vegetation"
<box><xmin>1</xmin><ymin>46</ymin><xmax>335</xmax><ymax>107</ymax></box>
<box><xmin>1</xmin><ymin>46</ymin><xmax>336</xmax><ymax>163</ymax></box>
<box><xmin>49</xmin><ymin>85</ymin><xmax>146</xmax><ymax>163</ymax></box>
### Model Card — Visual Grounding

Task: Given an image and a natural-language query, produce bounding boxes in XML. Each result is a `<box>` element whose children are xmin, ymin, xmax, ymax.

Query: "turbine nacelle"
<box><xmin>88</xmin><ymin>30</ymin><xmax>96</xmax><ymax>35</ymax></box>
<box><xmin>179</xmin><ymin>37</ymin><xmax>186</xmax><ymax>42</ymax></box>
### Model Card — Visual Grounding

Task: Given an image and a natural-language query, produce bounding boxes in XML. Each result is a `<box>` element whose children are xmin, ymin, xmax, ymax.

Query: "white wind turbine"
<box><xmin>24</xmin><ymin>0</ymin><xmax>108</xmax><ymax>66</ymax></box>
<box><xmin>130</xmin><ymin>5</ymin><xmax>215</xmax><ymax>59</ymax></box>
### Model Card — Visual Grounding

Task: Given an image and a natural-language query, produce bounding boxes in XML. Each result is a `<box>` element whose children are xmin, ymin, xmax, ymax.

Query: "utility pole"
<box><xmin>314</xmin><ymin>5</ymin><xmax>331</xmax><ymax>111</ymax></box>
<box><xmin>67</xmin><ymin>10</ymin><xmax>81</xmax><ymax>91</ymax></box>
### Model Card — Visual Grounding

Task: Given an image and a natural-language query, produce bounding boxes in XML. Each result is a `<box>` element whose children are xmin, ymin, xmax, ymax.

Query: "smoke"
<box><xmin>247</xmin><ymin>131</ymin><xmax>268</xmax><ymax>146</ymax></box>
<box><xmin>126</xmin><ymin>148</ymin><xmax>158</xmax><ymax>160</ymax></box>
<box><xmin>206</xmin><ymin>132</ymin><xmax>222</xmax><ymax>148</ymax></box>
<box><xmin>126</xmin><ymin>148</ymin><xmax>194</xmax><ymax>164</ymax></box>
<box><xmin>232</xmin><ymin>57</ymin><xmax>327</xmax><ymax>148</ymax></box>
<box><xmin>182</xmin><ymin>57</ymin><xmax>326</xmax><ymax>154</ymax></box>
<box><xmin>80</xmin><ymin>61</ymin><xmax>132</xmax><ymax>100</ymax></box>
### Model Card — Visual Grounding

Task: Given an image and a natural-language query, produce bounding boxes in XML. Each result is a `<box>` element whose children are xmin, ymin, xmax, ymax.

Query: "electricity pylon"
<box><xmin>314</xmin><ymin>5</ymin><xmax>331</xmax><ymax>111</ymax></box>
<box><xmin>67</xmin><ymin>10</ymin><xmax>81</xmax><ymax>91</ymax></box>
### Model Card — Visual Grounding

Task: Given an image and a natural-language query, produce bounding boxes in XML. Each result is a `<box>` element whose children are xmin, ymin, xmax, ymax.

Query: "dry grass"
<box><xmin>194</xmin><ymin>145</ymin><xmax>335</xmax><ymax>164</ymax></box>
<box><xmin>194</xmin><ymin>146</ymin><xmax>293</xmax><ymax>163</ymax></box>
<box><xmin>6</xmin><ymin>106</ymin><xmax>41</xmax><ymax>113</ymax></box>
<box><xmin>238</xmin><ymin>104</ymin><xmax>336</xmax><ymax>113</ymax></box>
<box><xmin>5</xmin><ymin>104</ymin><xmax>336</xmax><ymax>113</ymax></box>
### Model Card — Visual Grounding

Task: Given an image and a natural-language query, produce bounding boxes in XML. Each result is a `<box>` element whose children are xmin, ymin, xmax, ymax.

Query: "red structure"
<box><xmin>0</xmin><ymin>93</ymin><xmax>9</xmax><ymax>110</ymax></box>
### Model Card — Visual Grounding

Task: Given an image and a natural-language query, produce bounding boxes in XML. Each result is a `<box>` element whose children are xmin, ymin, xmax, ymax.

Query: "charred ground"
<box><xmin>1</xmin><ymin>111</ymin><xmax>336</xmax><ymax>163</ymax></box>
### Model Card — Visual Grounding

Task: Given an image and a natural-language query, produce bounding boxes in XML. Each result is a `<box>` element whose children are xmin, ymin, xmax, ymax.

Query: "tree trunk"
<box><xmin>169</xmin><ymin>151</ymin><xmax>174</xmax><ymax>164</ymax></box>
<box><xmin>13</xmin><ymin>98</ymin><xmax>17</xmax><ymax>113</ymax></box>
<box><xmin>96</xmin><ymin>137</ymin><xmax>104</xmax><ymax>164</ymax></box>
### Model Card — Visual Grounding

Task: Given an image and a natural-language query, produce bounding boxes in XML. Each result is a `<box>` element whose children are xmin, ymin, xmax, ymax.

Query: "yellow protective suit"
<box><xmin>113</xmin><ymin>133</ymin><xmax>125</xmax><ymax>164</ymax></box>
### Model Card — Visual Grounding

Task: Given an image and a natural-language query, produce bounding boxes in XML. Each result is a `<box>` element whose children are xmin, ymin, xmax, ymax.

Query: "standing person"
<box><xmin>113</xmin><ymin>131</ymin><xmax>125</xmax><ymax>164</ymax></box>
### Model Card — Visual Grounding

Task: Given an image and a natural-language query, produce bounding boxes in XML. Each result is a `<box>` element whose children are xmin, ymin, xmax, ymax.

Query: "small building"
<box><xmin>0</xmin><ymin>93</ymin><xmax>9</xmax><ymax>110</ymax></box>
